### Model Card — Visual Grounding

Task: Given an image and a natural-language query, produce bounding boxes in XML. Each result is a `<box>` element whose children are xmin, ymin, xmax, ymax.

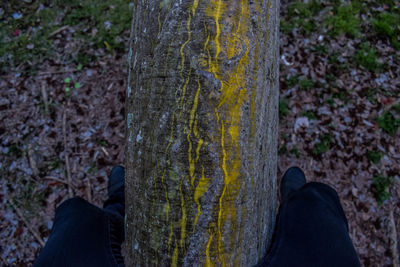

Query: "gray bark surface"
<box><xmin>125</xmin><ymin>0</ymin><xmax>279</xmax><ymax>266</ymax></box>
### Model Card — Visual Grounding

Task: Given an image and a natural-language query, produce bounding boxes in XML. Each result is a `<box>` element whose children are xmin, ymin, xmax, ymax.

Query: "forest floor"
<box><xmin>0</xmin><ymin>0</ymin><xmax>399</xmax><ymax>266</ymax></box>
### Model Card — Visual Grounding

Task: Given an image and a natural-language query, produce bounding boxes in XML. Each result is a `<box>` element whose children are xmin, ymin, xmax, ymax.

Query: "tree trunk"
<box><xmin>125</xmin><ymin>0</ymin><xmax>279</xmax><ymax>266</ymax></box>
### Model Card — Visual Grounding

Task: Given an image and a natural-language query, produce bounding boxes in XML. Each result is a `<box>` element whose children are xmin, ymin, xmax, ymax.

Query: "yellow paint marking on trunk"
<box><xmin>206</xmin><ymin>230</ymin><xmax>214</xmax><ymax>267</ymax></box>
<box><xmin>205</xmin><ymin>0</ymin><xmax>251</xmax><ymax>265</ymax></box>
<box><xmin>174</xmin><ymin>1</ymin><xmax>200</xmax><ymax>263</ymax></box>
<box><xmin>187</xmin><ymin>137</ymin><xmax>195</xmax><ymax>183</ymax></box>
<box><xmin>179</xmin><ymin>179</ymin><xmax>187</xmax><ymax>250</ymax></box>
<box><xmin>178</xmin><ymin>0</ymin><xmax>199</xmax><ymax>108</ymax></box>
<box><xmin>191</xmin><ymin>0</ymin><xmax>199</xmax><ymax>16</ymax></box>
<box><xmin>188</xmin><ymin>76</ymin><xmax>202</xmax><ymax>185</ymax></box>
<box><xmin>195</xmin><ymin>138</ymin><xmax>203</xmax><ymax>162</ymax></box>
<box><xmin>157</xmin><ymin>12</ymin><xmax>162</xmax><ymax>36</ymax></box>
<box><xmin>204</xmin><ymin>33</ymin><xmax>210</xmax><ymax>51</ymax></box>
<box><xmin>217</xmin><ymin>185</ymin><xmax>227</xmax><ymax>264</ymax></box>
<box><xmin>194</xmin><ymin>166</ymin><xmax>209</xmax><ymax>230</ymax></box>
<box><xmin>168</xmin><ymin>223</ymin><xmax>174</xmax><ymax>248</ymax></box>
<box><xmin>172</xmin><ymin>240</ymin><xmax>179</xmax><ymax>267</ymax></box>
<box><xmin>213</xmin><ymin>1</ymin><xmax>224</xmax><ymax>58</ymax></box>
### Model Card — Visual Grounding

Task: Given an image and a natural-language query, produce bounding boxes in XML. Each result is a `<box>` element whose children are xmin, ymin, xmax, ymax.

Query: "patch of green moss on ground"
<box><xmin>372</xmin><ymin>175</ymin><xmax>394</xmax><ymax>204</ymax></box>
<box><xmin>331</xmin><ymin>87</ymin><xmax>351</xmax><ymax>104</ymax></box>
<box><xmin>279</xmin><ymin>98</ymin><xmax>290</xmax><ymax>118</ymax></box>
<box><xmin>278</xmin><ymin>144</ymin><xmax>287</xmax><ymax>155</ymax></box>
<box><xmin>58</xmin><ymin>0</ymin><xmax>132</xmax><ymax>50</ymax></box>
<box><xmin>280</xmin><ymin>20</ymin><xmax>295</xmax><ymax>35</ymax></box>
<box><xmin>313</xmin><ymin>134</ymin><xmax>334</xmax><ymax>155</ymax></box>
<box><xmin>299</xmin><ymin>78</ymin><xmax>315</xmax><ymax>91</ymax></box>
<box><xmin>311</xmin><ymin>44</ymin><xmax>329</xmax><ymax>55</ymax></box>
<box><xmin>301</xmin><ymin>110</ymin><xmax>317</xmax><ymax>120</ymax></box>
<box><xmin>366</xmin><ymin>150</ymin><xmax>382</xmax><ymax>164</ymax></box>
<box><xmin>12</xmin><ymin>180</ymin><xmax>49</xmax><ymax>219</ymax></box>
<box><xmin>286</xmin><ymin>75</ymin><xmax>299</xmax><ymax>88</ymax></box>
<box><xmin>326</xmin><ymin>3</ymin><xmax>361</xmax><ymax>37</ymax></box>
<box><xmin>290</xmin><ymin>145</ymin><xmax>301</xmax><ymax>158</ymax></box>
<box><xmin>355</xmin><ymin>42</ymin><xmax>382</xmax><ymax>72</ymax></box>
<box><xmin>373</xmin><ymin>12</ymin><xmax>400</xmax><ymax>49</ymax></box>
<box><xmin>377</xmin><ymin>110</ymin><xmax>400</xmax><ymax>135</ymax></box>
<box><xmin>284</xmin><ymin>0</ymin><xmax>324</xmax><ymax>34</ymax></box>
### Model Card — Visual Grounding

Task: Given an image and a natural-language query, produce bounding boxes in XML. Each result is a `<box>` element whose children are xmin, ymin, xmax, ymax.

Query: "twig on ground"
<box><xmin>389</xmin><ymin>209</ymin><xmax>399</xmax><ymax>267</ymax></box>
<box><xmin>63</xmin><ymin>107</ymin><xmax>73</xmax><ymax>198</ymax></box>
<box><xmin>6</xmin><ymin>199</ymin><xmax>45</xmax><ymax>247</ymax></box>
<box><xmin>1</xmin><ymin>68</ymin><xmax>79</xmax><ymax>79</ymax></box>
<box><xmin>41</xmin><ymin>83</ymin><xmax>49</xmax><ymax>114</ymax></box>
<box><xmin>101</xmin><ymin>146</ymin><xmax>110</xmax><ymax>157</ymax></box>
<box><xmin>49</xmin><ymin>25</ymin><xmax>70</xmax><ymax>37</ymax></box>
<box><xmin>27</xmin><ymin>145</ymin><xmax>39</xmax><ymax>176</ymax></box>
<box><xmin>37</xmin><ymin>69</ymin><xmax>80</xmax><ymax>76</ymax></box>
<box><xmin>43</xmin><ymin>176</ymin><xmax>73</xmax><ymax>186</ymax></box>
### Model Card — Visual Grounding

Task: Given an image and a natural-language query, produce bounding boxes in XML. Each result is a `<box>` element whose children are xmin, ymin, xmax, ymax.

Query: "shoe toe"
<box><xmin>280</xmin><ymin>167</ymin><xmax>306</xmax><ymax>201</ymax></box>
<box><xmin>108</xmin><ymin>166</ymin><xmax>125</xmax><ymax>197</ymax></box>
<box><xmin>284</xmin><ymin>167</ymin><xmax>306</xmax><ymax>184</ymax></box>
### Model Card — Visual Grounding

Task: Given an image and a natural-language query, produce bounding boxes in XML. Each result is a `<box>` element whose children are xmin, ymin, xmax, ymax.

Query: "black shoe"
<box><xmin>108</xmin><ymin>165</ymin><xmax>125</xmax><ymax>199</ymax></box>
<box><xmin>104</xmin><ymin>166</ymin><xmax>125</xmax><ymax>266</ymax></box>
<box><xmin>104</xmin><ymin>165</ymin><xmax>125</xmax><ymax>218</ymax></box>
<box><xmin>280</xmin><ymin>167</ymin><xmax>306</xmax><ymax>201</ymax></box>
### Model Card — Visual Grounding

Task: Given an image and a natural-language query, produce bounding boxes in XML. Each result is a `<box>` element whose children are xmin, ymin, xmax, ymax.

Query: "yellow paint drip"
<box><xmin>217</xmin><ymin>182</ymin><xmax>227</xmax><ymax>264</ymax></box>
<box><xmin>173</xmin><ymin>1</ymin><xmax>200</xmax><ymax>264</ymax></box>
<box><xmin>179</xmin><ymin>180</ymin><xmax>187</xmax><ymax>250</ymax></box>
<box><xmin>178</xmin><ymin>0</ymin><xmax>199</xmax><ymax>108</ymax></box>
<box><xmin>191</xmin><ymin>0</ymin><xmax>199</xmax><ymax>16</ymax></box>
<box><xmin>168</xmin><ymin>223</ymin><xmax>174</xmax><ymax>248</ymax></box>
<box><xmin>172</xmin><ymin>241</ymin><xmax>179</xmax><ymax>267</ymax></box>
<box><xmin>157</xmin><ymin>12</ymin><xmax>162</xmax><ymax>36</ymax></box>
<box><xmin>188</xmin><ymin>77</ymin><xmax>202</xmax><ymax>185</ymax></box>
<box><xmin>205</xmin><ymin>0</ymin><xmax>226</xmax><ymax>61</ymax></box>
<box><xmin>195</xmin><ymin>138</ymin><xmax>203</xmax><ymax>162</ymax></box>
<box><xmin>194</xmin><ymin>166</ymin><xmax>209</xmax><ymax>229</ymax></box>
<box><xmin>206</xmin><ymin>230</ymin><xmax>214</xmax><ymax>267</ymax></box>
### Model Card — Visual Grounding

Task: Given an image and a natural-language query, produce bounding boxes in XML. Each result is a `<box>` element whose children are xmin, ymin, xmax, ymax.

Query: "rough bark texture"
<box><xmin>125</xmin><ymin>0</ymin><xmax>279</xmax><ymax>266</ymax></box>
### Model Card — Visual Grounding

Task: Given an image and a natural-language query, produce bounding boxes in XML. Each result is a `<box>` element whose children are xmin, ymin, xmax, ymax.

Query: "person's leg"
<box><xmin>258</xmin><ymin>167</ymin><xmax>361</xmax><ymax>267</ymax></box>
<box><xmin>34</xmin><ymin>166</ymin><xmax>125</xmax><ymax>267</ymax></box>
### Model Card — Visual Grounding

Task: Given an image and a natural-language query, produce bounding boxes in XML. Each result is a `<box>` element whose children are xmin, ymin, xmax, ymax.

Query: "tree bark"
<box><xmin>125</xmin><ymin>0</ymin><xmax>279</xmax><ymax>266</ymax></box>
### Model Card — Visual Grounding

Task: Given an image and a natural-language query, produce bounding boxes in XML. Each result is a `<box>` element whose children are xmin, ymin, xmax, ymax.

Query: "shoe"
<box><xmin>108</xmin><ymin>165</ymin><xmax>125</xmax><ymax>199</ymax></box>
<box><xmin>104</xmin><ymin>166</ymin><xmax>125</xmax><ymax>266</ymax></box>
<box><xmin>103</xmin><ymin>165</ymin><xmax>125</xmax><ymax>218</ymax></box>
<box><xmin>280</xmin><ymin>167</ymin><xmax>306</xmax><ymax>201</ymax></box>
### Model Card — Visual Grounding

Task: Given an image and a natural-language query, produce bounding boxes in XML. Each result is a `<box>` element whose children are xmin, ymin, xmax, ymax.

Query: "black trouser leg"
<box><xmin>34</xmin><ymin>197</ymin><xmax>124</xmax><ymax>267</ymax></box>
<box><xmin>258</xmin><ymin>182</ymin><xmax>361</xmax><ymax>267</ymax></box>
